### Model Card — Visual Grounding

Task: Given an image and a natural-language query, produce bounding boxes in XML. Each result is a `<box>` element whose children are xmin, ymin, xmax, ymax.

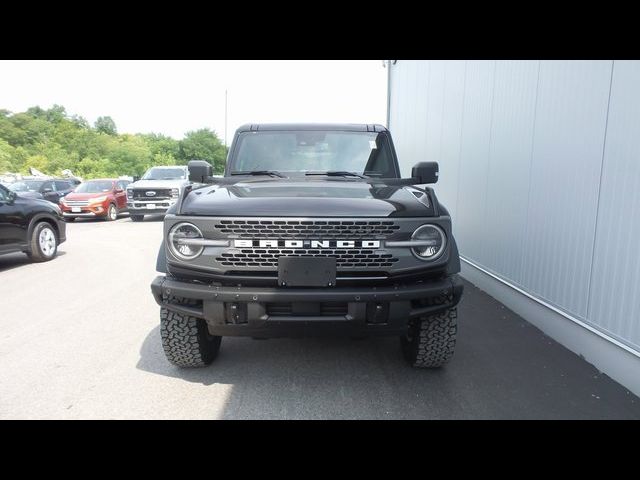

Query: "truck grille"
<box><xmin>216</xmin><ymin>248</ymin><xmax>399</xmax><ymax>269</ymax></box>
<box><xmin>213</xmin><ymin>219</ymin><xmax>401</xmax><ymax>239</ymax></box>
<box><xmin>131</xmin><ymin>188</ymin><xmax>172</xmax><ymax>200</ymax></box>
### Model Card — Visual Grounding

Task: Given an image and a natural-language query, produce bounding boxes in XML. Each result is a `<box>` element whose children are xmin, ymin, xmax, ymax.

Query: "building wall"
<box><xmin>388</xmin><ymin>60</ymin><xmax>640</xmax><ymax>363</ymax></box>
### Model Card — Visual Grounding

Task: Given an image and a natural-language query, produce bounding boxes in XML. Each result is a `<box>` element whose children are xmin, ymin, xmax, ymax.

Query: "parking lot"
<box><xmin>1</xmin><ymin>216</ymin><xmax>639</xmax><ymax>419</ymax></box>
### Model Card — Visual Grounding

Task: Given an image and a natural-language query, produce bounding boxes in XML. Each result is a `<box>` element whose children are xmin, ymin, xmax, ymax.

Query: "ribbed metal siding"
<box><xmin>388</xmin><ymin>60</ymin><xmax>640</xmax><ymax>353</ymax></box>
<box><xmin>588</xmin><ymin>60</ymin><xmax>640</xmax><ymax>349</ymax></box>
<box><xmin>522</xmin><ymin>60</ymin><xmax>611</xmax><ymax>318</ymax></box>
<box><xmin>483</xmin><ymin>60</ymin><xmax>539</xmax><ymax>285</ymax></box>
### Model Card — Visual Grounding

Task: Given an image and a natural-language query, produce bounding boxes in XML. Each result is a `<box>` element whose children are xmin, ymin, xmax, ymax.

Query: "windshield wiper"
<box><xmin>231</xmin><ymin>170</ymin><xmax>286</xmax><ymax>178</ymax></box>
<box><xmin>305</xmin><ymin>171</ymin><xmax>368</xmax><ymax>179</ymax></box>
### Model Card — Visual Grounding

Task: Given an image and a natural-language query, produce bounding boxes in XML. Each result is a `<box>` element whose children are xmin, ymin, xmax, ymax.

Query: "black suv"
<box><xmin>8</xmin><ymin>179</ymin><xmax>75</xmax><ymax>204</ymax></box>
<box><xmin>151</xmin><ymin>124</ymin><xmax>463</xmax><ymax>368</ymax></box>
<box><xmin>0</xmin><ymin>184</ymin><xmax>67</xmax><ymax>261</ymax></box>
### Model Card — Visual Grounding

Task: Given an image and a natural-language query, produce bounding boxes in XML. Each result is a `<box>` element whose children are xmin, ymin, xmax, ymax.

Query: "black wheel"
<box><xmin>160</xmin><ymin>297</ymin><xmax>222</xmax><ymax>367</ymax></box>
<box><xmin>105</xmin><ymin>203</ymin><xmax>117</xmax><ymax>221</ymax></box>
<box><xmin>401</xmin><ymin>307</ymin><xmax>457</xmax><ymax>368</ymax></box>
<box><xmin>130</xmin><ymin>214</ymin><xmax>144</xmax><ymax>222</ymax></box>
<box><xmin>27</xmin><ymin>221</ymin><xmax>58</xmax><ymax>262</ymax></box>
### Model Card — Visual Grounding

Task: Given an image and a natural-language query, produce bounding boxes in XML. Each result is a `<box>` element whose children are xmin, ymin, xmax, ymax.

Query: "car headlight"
<box><xmin>171</xmin><ymin>188</ymin><xmax>180</xmax><ymax>198</ymax></box>
<box><xmin>411</xmin><ymin>224</ymin><xmax>446</xmax><ymax>261</ymax></box>
<box><xmin>168</xmin><ymin>222</ymin><xmax>204</xmax><ymax>260</ymax></box>
<box><xmin>126</xmin><ymin>189</ymin><xmax>133</xmax><ymax>199</ymax></box>
<box><xmin>89</xmin><ymin>196</ymin><xmax>108</xmax><ymax>204</ymax></box>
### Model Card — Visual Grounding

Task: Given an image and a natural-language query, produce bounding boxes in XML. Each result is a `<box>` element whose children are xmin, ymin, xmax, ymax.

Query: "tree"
<box><xmin>0</xmin><ymin>139</ymin><xmax>14</xmax><ymax>172</ymax></box>
<box><xmin>179</xmin><ymin>128</ymin><xmax>226</xmax><ymax>173</ymax></box>
<box><xmin>95</xmin><ymin>116</ymin><xmax>117</xmax><ymax>135</ymax></box>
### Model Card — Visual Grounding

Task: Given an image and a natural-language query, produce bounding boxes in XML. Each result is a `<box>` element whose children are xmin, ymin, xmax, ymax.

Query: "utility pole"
<box><xmin>224</xmin><ymin>89</ymin><xmax>228</xmax><ymax>148</ymax></box>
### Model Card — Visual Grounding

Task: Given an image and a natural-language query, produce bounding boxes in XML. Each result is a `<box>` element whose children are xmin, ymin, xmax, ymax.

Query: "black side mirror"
<box><xmin>132</xmin><ymin>176</ymin><xmax>140</xmax><ymax>182</ymax></box>
<box><xmin>188</xmin><ymin>160</ymin><xmax>213</xmax><ymax>183</ymax></box>
<box><xmin>4</xmin><ymin>190</ymin><xmax>17</xmax><ymax>204</ymax></box>
<box><xmin>42</xmin><ymin>187</ymin><xmax>53</xmax><ymax>194</ymax></box>
<box><xmin>412</xmin><ymin>162</ymin><xmax>439</xmax><ymax>184</ymax></box>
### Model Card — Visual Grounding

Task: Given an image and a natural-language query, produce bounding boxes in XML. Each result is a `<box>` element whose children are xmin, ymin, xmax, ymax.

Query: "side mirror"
<box><xmin>412</xmin><ymin>162</ymin><xmax>439</xmax><ymax>184</ymax></box>
<box><xmin>188</xmin><ymin>160</ymin><xmax>213</xmax><ymax>183</ymax></box>
<box><xmin>132</xmin><ymin>176</ymin><xmax>140</xmax><ymax>182</ymax></box>
<box><xmin>115</xmin><ymin>188</ymin><xmax>124</xmax><ymax>193</ymax></box>
<box><xmin>4</xmin><ymin>190</ymin><xmax>16</xmax><ymax>204</ymax></box>
<box><xmin>42</xmin><ymin>187</ymin><xmax>53</xmax><ymax>193</ymax></box>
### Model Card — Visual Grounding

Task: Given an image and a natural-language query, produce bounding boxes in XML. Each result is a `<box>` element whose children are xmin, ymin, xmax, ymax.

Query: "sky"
<box><xmin>0</xmin><ymin>60</ymin><xmax>388</xmax><ymax>142</ymax></box>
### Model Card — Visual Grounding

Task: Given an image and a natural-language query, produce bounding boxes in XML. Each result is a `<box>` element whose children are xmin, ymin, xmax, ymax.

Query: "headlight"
<box><xmin>89</xmin><ymin>195</ymin><xmax>108</xmax><ymax>204</ymax></box>
<box><xmin>126</xmin><ymin>189</ymin><xmax>133</xmax><ymax>199</ymax></box>
<box><xmin>171</xmin><ymin>188</ymin><xmax>180</xmax><ymax>198</ymax></box>
<box><xmin>168</xmin><ymin>222</ymin><xmax>204</xmax><ymax>260</ymax></box>
<box><xmin>411</xmin><ymin>224</ymin><xmax>446</xmax><ymax>261</ymax></box>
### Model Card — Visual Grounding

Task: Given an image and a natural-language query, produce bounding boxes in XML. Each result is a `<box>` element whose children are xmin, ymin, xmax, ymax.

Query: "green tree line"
<box><xmin>0</xmin><ymin>105</ymin><xmax>227</xmax><ymax>179</ymax></box>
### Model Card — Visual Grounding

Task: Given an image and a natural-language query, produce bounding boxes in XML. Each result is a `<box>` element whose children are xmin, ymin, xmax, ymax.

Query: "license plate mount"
<box><xmin>71</xmin><ymin>207</ymin><xmax>81</xmax><ymax>213</ymax></box>
<box><xmin>278</xmin><ymin>257</ymin><xmax>336</xmax><ymax>287</ymax></box>
<box><xmin>146</xmin><ymin>203</ymin><xmax>156</xmax><ymax>209</ymax></box>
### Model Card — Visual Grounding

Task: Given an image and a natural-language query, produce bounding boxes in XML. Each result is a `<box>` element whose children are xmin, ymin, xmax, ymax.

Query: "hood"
<box><xmin>15</xmin><ymin>191</ymin><xmax>44</xmax><ymax>199</ymax></box>
<box><xmin>15</xmin><ymin>195</ymin><xmax>60</xmax><ymax>211</ymax></box>
<box><xmin>129</xmin><ymin>179</ymin><xmax>189</xmax><ymax>189</ymax></box>
<box><xmin>180</xmin><ymin>179</ymin><xmax>435</xmax><ymax>217</ymax></box>
<box><xmin>65</xmin><ymin>191</ymin><xmax>112</xmax><ymax>200</ymax></box>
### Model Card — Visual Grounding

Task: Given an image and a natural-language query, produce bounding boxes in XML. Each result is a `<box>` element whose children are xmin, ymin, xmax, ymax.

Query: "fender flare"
<box><xmin>156</xmin><ymin>241</ymin><xmax>167</xmax><ymax>273</ymax></box>
<box><xmin>27</xmin><ymin>213</ymin><xmax>60</xmax><ymax>241</ymax></box>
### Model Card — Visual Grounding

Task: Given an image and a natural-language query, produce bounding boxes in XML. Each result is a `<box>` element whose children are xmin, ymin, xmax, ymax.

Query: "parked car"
<box><xmin>151</xmin><ymin>123</ymin><xmax>463</xmax><ymax>368</ymax></box>
<box><xmin>8</xmin><ymin>179</ymin><xmax>75</xmax><ymax>204</ymax></box>
<box><xmin>126</xmin><ymin>165</ymin><xmax>190</xmax><ymax>222</ymax></box>
<box><xmin>0</xmin><ymin>183</ymin><xmax>66</xmax><ymax>262</ymax></box>
<box><xmin>59</xmin><ymin>178</ymin><xmax>130</xmax><ymax>221</ymax></box>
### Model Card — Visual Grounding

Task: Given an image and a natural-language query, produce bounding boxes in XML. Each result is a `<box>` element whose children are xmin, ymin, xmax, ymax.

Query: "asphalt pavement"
<box><xmin>1</xmin><ymin>215</ymin><xmax>639</xmax><ymax>419</ymax></box>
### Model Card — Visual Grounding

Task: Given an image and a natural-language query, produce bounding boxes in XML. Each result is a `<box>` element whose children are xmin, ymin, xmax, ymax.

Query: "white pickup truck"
<box><xmin>126</xmin><ymin>166</ymin><xmax>191</xmax><ymax>222</ymax></box>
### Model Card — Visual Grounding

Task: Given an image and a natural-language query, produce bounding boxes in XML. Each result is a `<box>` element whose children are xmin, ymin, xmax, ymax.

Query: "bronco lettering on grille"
<box><xmin>233</xmin><ymin>239</ymin><xmax>381</xmax><ymax>249</ymax></box>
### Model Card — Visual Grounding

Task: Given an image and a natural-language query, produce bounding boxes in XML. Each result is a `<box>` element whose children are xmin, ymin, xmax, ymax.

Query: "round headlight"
<box><xmin>411</xmin><ymin>224</ymin><xmax>446</xmax><ymax>261</ymax></box>
<box><xmin>168</xmin><ymin>222</ymin><xmax>204</xmax><ymax>260</ymax></box>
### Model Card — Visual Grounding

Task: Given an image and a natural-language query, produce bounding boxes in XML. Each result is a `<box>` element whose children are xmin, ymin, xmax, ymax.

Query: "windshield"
<box><xmin>231</xmin><ymin>131</ymin><xmax>397</xmax><ymax>177</ymax></box>
<box><xmin>142</xmin><ymin>167</ymin><xmax>186</xmax><ymax>180</ymax></box>
<box><xmin>75</xmin><ymin>180</ymin><xmax>113</xmax><ymax>193</ymax></box>
<box><xmin>9</xmin><ymin>181</ymin><xmax>43</xmax><ymax>192</ymax></box>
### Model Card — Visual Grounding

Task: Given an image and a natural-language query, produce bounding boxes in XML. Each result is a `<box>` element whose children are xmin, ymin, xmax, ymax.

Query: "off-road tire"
<box><xmin>130</xmin><ymin>214</ymin><xmax>144</xmax><ymax>222</ymax></box>
<box><xmin>27</xmin><ymin>221</ymin><xmax>58</xmax><ymax>262</ymax></box>
<box><xmin>160</xmin><ymin>297</ymin><xmax>222</xmax><ymax>367</ymax></box>
<box><xmin>401</xmin><ymin>307</ymin><xmax>457</xmax><ymax>368</ymax></box>
<box><xmin>105</xmin><ymin>203</ymin><xmax>117</xmax><ymax>221</ymax></box>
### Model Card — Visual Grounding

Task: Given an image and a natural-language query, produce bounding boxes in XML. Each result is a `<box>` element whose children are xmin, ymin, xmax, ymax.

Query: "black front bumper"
<box><xmin>151</xmin><ymin>274</ymin><xmax>463</xmax><ymax>337</ymax></box>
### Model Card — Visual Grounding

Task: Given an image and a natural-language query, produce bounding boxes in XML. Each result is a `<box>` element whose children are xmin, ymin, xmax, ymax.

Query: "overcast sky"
<box><xmin>0</xmin><ymin>60</ymin><xmax>388</xmax><ymax>142</ymax></box>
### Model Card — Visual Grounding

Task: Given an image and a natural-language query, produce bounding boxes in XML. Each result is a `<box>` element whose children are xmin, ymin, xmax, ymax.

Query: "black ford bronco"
<box><xmin>151</xmin><ymin>124</ymin><xmax>463</xmax><ymax>368</ymax></box>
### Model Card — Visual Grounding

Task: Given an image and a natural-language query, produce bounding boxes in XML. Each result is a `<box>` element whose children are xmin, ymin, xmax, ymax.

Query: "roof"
<box><xmin>235</xmin><ymin>123</ymin><xmax>388</xmax><ymax>133</ymax></box>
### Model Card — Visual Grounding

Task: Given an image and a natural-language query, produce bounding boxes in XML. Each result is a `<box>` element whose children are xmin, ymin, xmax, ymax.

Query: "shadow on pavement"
<box><xmin>0</xmin><ymin>250</ymin><xmax>67</xmax><ymax>273</ymax></box>
<box><xmin>136</xmin><ymin>281</ymin><xmax>640</xmax><ymax>419</ymax></box>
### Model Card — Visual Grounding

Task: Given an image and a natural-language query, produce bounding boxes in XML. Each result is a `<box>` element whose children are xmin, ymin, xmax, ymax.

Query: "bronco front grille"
<box><xmin>216</xmin><ymin>248</ymin><xmax>399</xmax><ymax>269</ymax></box>
<box><xmin>213</xmin><ymin>219</ymin><xmax>400</xmax><ymax>239</ymax></box>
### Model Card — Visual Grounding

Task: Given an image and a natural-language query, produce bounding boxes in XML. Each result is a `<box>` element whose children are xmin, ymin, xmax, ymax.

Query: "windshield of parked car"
<box><xmin>9</xmin><ymin>181</ymin><xmax>43</xmax><ymax>192</ymax></box>
<box><xmin>142</xmin><ymin>167</ymin><xmax>186</xmax><ymax>180</ymax></box>
<box><xmin>231</xmin><ymin>131</ymin><xmax>397</xmax><ymax>177</ymax></box>
<box><xmin>75</xmin><ymin>181</ymin><xmax>113</xmax><ymax>193</ymax></box>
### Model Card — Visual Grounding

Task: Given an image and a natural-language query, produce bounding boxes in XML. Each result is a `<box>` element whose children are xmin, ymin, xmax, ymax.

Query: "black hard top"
<box><xmin>235</xmin><ymin>123</ymin><xmax>388</xmax><ymax>133</ymax></box>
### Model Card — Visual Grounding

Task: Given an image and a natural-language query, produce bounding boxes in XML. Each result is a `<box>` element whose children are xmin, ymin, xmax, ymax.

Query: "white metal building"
<box><xmin>387</xmin><ymin>60</ymin><xmax>640</xmax><ymax>395</ymax></box>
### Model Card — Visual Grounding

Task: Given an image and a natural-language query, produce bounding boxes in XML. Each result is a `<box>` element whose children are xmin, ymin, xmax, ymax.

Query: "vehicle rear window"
<box><xmin>75</xmin><ymin>181</ymin><xmax>114</xmax><ymax>193</ymax></box>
